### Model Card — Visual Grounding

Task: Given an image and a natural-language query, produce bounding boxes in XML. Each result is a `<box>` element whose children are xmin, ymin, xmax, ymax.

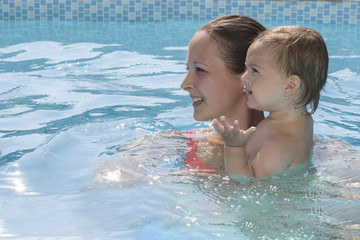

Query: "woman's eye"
<box><xmin>252</xmin><ymin>67</ymin><xmax>258</xmax><ymax>73</ymax></box>
<box><xmin>195</xmin><ymin>67</ymin><xmax>205</xmax><ymax>72</ymax></box>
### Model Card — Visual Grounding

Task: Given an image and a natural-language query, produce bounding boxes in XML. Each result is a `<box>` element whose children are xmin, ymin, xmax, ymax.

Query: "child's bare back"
<box><xmin>246</xmin><ymin>114</ymin><xmax>313</xmax><ymax>177</ymax></box>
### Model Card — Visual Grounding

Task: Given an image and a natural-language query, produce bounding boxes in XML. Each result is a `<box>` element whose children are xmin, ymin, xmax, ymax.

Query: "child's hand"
<box><xmin>212</xmin><ymin>116</ymin><xmax>256</xmax><ymax>147</ymax></box>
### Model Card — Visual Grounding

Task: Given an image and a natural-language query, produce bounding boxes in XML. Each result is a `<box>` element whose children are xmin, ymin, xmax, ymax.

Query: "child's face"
<box><xmin>241</xmin><ymin>41</ymin><xmax>290</xmax><ymax>112</ymax></box>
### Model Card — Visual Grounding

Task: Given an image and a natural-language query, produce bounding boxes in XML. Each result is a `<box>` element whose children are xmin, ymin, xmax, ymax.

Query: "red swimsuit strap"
<box><xmin>184</xmin><ymin>130</ymin><xmax>214</xmax><ymax>170</ymax></box>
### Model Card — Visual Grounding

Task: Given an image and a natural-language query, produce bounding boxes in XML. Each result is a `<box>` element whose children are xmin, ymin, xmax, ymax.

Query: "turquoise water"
<box><xmin>0</xmin><ymin>20</ymin><xmax>359</xmax><ymax>239</ymax></box>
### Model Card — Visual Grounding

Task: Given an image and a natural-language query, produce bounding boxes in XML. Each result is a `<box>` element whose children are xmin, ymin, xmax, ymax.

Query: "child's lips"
<box><xmin>243</xmin><ymin>87</ymin><xmax>252</xmax><ymax>96</ymax></box>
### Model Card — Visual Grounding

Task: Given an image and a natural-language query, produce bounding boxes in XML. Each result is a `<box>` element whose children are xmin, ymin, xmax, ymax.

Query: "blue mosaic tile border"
<box><xmin>1</xmin><ymin>0</ymin><xmax>359</xmax><ymax>24</ymax></box>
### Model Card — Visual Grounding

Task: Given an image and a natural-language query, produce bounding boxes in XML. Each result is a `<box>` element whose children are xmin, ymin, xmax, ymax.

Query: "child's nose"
<box><xmin>241</xmin><ymin>70</ymin><xmax>249</xmax><ymax>85</ymax></box>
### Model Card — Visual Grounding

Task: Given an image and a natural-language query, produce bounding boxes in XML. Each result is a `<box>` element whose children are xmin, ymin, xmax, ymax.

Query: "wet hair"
<box><xmin>199</xmin><ymin>15</ymin><xmax>266</xmax><ymax>75</ymax></box>
<box><xmin>254</xmin><ymin>26</ymin><xmax>328</xmax><ymax>114</ymax></box>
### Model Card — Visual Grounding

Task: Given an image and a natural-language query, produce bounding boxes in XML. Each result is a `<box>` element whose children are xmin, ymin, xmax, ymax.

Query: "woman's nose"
<box><xmin>181</xmin><ymin>71</ymin><xmax>193</xmax><ymax>91</ymax></box>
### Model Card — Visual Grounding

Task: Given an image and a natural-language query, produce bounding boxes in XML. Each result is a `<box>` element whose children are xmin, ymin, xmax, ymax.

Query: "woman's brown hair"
<box><xmin>200</xmin><ymin>15</ymin><xmax>266</xmax><ymax>75</ymax></box>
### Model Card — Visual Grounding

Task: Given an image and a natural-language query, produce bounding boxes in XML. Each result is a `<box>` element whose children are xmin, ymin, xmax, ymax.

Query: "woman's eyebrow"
<box><xmin>191</xmin><ymin>61</ymin><xmax>207</xmax><ymax>67</ymax></box>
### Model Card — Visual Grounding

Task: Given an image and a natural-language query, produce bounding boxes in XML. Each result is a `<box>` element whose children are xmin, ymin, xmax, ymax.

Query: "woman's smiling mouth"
<box><xmin>192</xmin><ymin>97</ymin><xmax>204</xmax><ymax>106</ymax></box>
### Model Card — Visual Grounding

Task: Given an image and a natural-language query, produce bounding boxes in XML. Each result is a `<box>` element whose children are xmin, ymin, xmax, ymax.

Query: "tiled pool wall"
<box><xmin>1</xmin><ymin>0</ymin><xmax>360</xmax><ymax>24</ymax></box>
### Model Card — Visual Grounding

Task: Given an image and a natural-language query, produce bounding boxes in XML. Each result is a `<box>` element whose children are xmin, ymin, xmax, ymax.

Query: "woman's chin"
<box><xmin>194</xmin><ymin>114</ymin><xmax>215</xmax><ymax>122</ymax></box>
<box><xmin>193</xmin><ymin>115</ymin><xmax>203</xmax><ymax>122</ymax></box>
<box><xmin>193</xmin><ymin>113</ymin><xmax>208</xmax><ymax>122</ymax></box>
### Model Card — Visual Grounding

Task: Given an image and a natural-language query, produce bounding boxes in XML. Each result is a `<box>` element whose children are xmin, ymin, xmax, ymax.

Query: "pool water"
<box><xmin>0</xmin><ymin>20</ymin><xmax>359</xmax><ymax>239</ymax></box>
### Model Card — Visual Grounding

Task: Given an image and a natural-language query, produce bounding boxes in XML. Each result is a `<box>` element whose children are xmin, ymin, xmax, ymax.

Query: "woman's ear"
<box><xmin>284</xmin><ymin>74</ymin><xmax>301</xmax><ymax>96</ymax></box>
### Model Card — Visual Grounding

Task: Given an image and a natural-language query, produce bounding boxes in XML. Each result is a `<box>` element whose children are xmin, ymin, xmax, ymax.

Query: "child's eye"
<box><xmin>252</xmin><ymin>67</ymin><xmax>258</xmax><ymax>73</ymax></box>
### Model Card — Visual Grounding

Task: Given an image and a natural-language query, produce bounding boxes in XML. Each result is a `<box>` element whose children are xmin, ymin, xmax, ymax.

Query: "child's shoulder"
<box><xmin>270</xmin><ymin>113</ymin><xmax>312</xmax><ymax>138</ymax></box>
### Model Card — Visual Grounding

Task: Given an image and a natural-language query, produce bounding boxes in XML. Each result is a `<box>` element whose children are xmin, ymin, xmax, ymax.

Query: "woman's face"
<box><xmin>181</xmin><ymin>31</ymin><xmax>244</xmax><ymax>122</ymax></box>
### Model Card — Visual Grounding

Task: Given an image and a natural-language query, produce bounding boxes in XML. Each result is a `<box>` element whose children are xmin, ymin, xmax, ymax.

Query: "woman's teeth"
<box><xmin>192</xmin><ymin>97</ymin><xmax>204</xmax><ymax>103</ymax></box>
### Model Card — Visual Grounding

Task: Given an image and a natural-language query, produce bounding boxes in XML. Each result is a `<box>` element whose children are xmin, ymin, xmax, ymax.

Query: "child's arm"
<box><xmin>212</xmin><ymin>116</ymin><xmax>256</xmax><ymax>177</ymax></box>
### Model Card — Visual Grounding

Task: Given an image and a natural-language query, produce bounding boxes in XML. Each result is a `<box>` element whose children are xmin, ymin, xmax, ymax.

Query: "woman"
<box><xmin>96</xmin><ymin>16</ymin><xmax>358</xmax><ymax>182</ymax></box>
<box><xmin>180</xmin><ymin>15</ymin><xmax>265</xmax><ymax>170</ymax></box>
<box><xmin>95</xmin><ymin>15</ymin><xmax>267</xmax><ymax>182</ymax></box>
<box><xmin>182</xmin><ymin>15</ymin><xmax>265</xmax><ymax>125</ymax></box>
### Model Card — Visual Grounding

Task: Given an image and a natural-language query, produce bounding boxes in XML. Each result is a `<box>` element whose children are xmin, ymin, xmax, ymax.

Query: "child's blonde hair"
<box><xmin>254</xmin><ymin>26</ymin><xmax>328</xmax><ymax>113</ymax></box>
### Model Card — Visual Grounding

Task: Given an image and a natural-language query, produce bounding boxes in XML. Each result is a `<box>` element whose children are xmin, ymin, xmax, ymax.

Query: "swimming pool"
<box><xmin>1</xmin><ymin>3</ymin><xmax>360</xmax><ymax>240</ymax></box>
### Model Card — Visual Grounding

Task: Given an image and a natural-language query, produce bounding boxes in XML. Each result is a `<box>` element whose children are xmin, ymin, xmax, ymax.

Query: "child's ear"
<box><xmin>284</xmin><ymin>74</ymin><xmax>301</xmax><ymax>96</ymax></box>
